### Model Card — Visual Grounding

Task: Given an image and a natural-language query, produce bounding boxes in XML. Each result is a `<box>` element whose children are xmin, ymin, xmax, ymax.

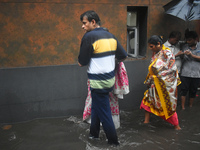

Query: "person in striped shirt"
<box><xmin>78</xmin><ymin>10</ymin><xmax>127</xmax><ymax>146</ymax></box>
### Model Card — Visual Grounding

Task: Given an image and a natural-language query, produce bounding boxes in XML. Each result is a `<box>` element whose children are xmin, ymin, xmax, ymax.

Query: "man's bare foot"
<box><xmin>143</xmin><ymin>121</ymin><xmax>149</xmax><ymax>124</ymax></box>
<box><xmin>174</xmin><ymin>125</ymin><xmax>181</xmax><ymax>130</ymax></box>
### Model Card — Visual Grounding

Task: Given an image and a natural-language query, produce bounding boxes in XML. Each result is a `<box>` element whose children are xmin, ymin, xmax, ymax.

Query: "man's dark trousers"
<box><xmin>90</xmin><ymin>89</ymin><xmax>118</xmax><ymax>144</ymax></box>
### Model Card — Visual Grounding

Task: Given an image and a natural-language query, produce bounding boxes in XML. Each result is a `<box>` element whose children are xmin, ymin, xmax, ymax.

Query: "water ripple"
<box><xmin>187</xmin><ymin>140</ymin><xmax>200</xmax><ymax>144</ymax></box>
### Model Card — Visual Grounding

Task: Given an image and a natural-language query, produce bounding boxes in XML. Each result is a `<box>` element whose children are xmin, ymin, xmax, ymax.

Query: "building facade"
<box><xmin>0</xmin><ymin>0</ymin><xmax>199</xmax><ymax>123</ymax></box>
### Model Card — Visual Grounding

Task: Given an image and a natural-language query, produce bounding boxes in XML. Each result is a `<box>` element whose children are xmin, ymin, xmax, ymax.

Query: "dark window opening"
<box><xmin>127</xmin><ymin>6</ymin><xmax>148</xmax><ymax>58</ymax></box>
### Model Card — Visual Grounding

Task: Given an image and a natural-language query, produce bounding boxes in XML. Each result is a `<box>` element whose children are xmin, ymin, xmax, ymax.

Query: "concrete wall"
<box><xmin>0</xmin><ymin>64</ymin><xmax>88</xmax><ymax>123</ymax></box>
<box><xmin>0</xmin><ymin>60</ymin><xmax>149</xmax><ymax>123</ymax></box>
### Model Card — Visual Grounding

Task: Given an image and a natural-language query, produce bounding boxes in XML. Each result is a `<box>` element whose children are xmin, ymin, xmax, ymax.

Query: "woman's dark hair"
<box><xmin>80</xmin><ymin>10</ymin><xmax>101</xmax><ymax>25</ymax></box>
<box><xmin>148</xmin><ymin>35</ymin><xmax>164</xmax><ymax>45</ymax></box>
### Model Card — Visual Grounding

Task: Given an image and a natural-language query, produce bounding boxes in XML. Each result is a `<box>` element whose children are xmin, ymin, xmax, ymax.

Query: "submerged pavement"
<box><xmin>1</xmin><ymin>90</ymin><xmax>200</xmax><ymax>150</ymax></box>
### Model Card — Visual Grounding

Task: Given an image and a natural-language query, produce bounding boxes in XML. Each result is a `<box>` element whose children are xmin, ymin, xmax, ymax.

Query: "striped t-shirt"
<box><xmin>78</xmin><ymin>27</ymin><xmax>127</xmax><ymax>92</ymax></box>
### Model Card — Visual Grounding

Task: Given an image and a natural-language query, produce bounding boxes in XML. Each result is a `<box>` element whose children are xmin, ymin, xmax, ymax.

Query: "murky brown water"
<box><xmin>1</xmin><ymin>91</ymin><xmax>200</xmax><ymax>150</ymax></box>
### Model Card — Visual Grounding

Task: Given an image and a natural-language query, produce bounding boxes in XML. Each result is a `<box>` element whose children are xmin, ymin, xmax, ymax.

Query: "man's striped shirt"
<box><xmin>78</xmin><ymin>28</ymin><xmax>127</xmax><ymax>92</ymax></box>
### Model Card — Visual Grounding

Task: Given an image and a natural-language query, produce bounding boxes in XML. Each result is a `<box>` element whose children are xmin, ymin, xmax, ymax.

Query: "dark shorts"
<box><xmin>180</xmin><ymin>76</ymin><xmax>200</xmax><ymax>98</ymax></box>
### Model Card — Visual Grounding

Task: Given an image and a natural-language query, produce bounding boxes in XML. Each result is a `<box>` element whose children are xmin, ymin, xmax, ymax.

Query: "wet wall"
<box><xmin>0</xmin><ymin>61</ymin><xmax>149</xmax><ymax>123</ymax></box>
<box><xmin>0</xmin><ymin>0</ymin><xmax>199</xmax><ymax>123</ymax></box>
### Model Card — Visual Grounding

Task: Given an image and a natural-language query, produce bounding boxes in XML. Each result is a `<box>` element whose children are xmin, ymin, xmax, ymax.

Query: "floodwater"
<box><xmin>1</xmin><ymin>91</ymin><xmax>200</xmax><ymax>150</ymax></box>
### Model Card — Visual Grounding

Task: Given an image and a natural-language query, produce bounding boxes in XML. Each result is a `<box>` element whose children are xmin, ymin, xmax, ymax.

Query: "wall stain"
<box><xmin>0</xmin><ymin>0</ymin><xmax>199</xmax><ymax>68</ymax></box>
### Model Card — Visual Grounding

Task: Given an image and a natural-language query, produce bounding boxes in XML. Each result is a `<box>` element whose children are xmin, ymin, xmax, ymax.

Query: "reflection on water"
<box><xmin>1</xmin><ymin>92</ymin><xmax>200</xmax><ymax>150</ymax></box>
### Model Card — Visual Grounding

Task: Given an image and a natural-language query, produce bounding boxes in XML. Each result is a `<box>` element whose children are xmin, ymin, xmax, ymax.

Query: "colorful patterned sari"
<box><xmin>83</xmin><ymin>62</ymin><xmax>129</xmax><ymax>129</ymax></box>
<box><xmin>141</xmin><ymin>45</ymin><xmax>181</xmax><ymax>123</ymax></box>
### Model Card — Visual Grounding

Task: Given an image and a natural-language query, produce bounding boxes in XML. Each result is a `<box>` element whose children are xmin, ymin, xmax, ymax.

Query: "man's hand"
<box><xmin>78</xmin><ymin>62</ymin><xmax>83</xmax><ymax>67</ymax></box>
<box><xmin>175</xmin><ymin>51</ymin><xmax>184</xmax><ymax>58</ymax></box>
<box><xmin>184</xmin><ymin>50</ymin><xmax>200</xmax><ymax>60</ymax></box>
<box><xmin>176</xmin><ymin>51</ymin><xmax>184</xmax><ymax>56</ymax></box>
<box><xmin>184</xmin><ymin>50</ymin><xmax>191</xmax><ymax>55</ymax></box>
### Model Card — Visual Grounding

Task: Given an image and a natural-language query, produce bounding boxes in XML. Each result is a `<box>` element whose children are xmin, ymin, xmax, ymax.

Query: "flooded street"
<box><xmin>1</xmin><ymin>91</ymin><xmax>200</xmax><ymax>150</ymax></box>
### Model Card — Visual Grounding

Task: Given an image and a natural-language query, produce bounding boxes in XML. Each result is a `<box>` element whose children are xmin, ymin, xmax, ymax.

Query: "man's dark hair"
<box><xmin>185</xmin><ymin>31</ymin><xmax>198</xmax><ymax>39</ymax></box>
<box><xmin>169</xmin><ymin>31</ymin><xmax>181</xmax><ymax>39</ymax></box>
<box><xmin>80</xmin><ymin>10</ymin><xmax>101</xmax><ymax>25</ymax></box>
<box><xmin>148</xmin><ymin>35</ymin><xmax>164</xmax><ymax>45</ymax></box>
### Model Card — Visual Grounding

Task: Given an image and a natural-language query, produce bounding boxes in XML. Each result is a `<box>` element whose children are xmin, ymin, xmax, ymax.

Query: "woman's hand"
<box><xmin>145</xmin><ymin>76</ymin><xmax>154</xmax><ymax>88</ymax></box>
<box><xmin>151</xmin><ymin>84</ymin><xmax>155</xmax><ymax>88</ymax></box>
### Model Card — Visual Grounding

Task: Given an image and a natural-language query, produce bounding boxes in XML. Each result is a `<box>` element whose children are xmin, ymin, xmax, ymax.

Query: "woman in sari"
<box><xmin>140</xmin><ymin>35</ymin><xmax>181</xmax><ymax>130</ymax></box>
